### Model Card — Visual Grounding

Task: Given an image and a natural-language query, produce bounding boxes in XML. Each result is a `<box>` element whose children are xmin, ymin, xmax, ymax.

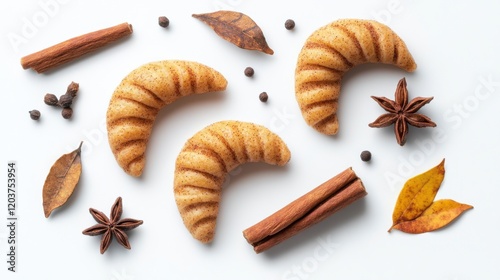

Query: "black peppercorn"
<box><xmin>58</xmin><ymin>94</ymin><xmax>73</xmax><ymax>108</ymax></box>
<box><xmin>244</xmin><ymin>67</ymin><xmax>254</xmax><ymax>77</ymax></box>
<box><xmin>259</xmin><ymin>92</ymin><xmax>268</xmax><ymax>102</ymax></box>
<box><xmin>61</xmin><ymin>107</ymin><xmax>73</xmax><ymax>119</ymax></box>
<box><xmin>29</xmin><ymin>110</ymin><xmax>41</xmax><ymax>120</ymax></box>
<box><xmin>285</xmin><ymin>19</ymin><xmax>295</xmax><ymax>30</ymax></box>
<box><xmin>158</xmin><ymin>16</ymin><xmax>170</xmax><ymax>28</ymax></box>
<box><xmin>44</xmin><ymin>93</ymin><xmax>59</xmax><ymax>106</ymax></box>
<box><xmin>360</xmin><ymin>150</ymin><xmax>372</xmax><ymax>162</ymax></box>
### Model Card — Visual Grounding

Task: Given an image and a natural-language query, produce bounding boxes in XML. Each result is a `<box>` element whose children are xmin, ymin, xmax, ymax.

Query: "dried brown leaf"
<box><xmin>42</xmin><ymin>141</ymin><xmax>83</xmax><ymax>218</ymax></box>
<box><xmin>391</xmin><ymin>199</ymin><xmax>473</xmax><ymax>234</ymax></box>
<box><xmin>192</xmin><ymin>10</ymin><xmax>274</xmax><ymax>55</ymax></box>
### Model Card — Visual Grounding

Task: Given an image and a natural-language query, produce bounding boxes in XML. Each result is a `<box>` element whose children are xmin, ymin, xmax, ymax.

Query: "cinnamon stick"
<box><xmin>21</xmin><ymin>22</ymin><xmax>133</xmax><ymax>73</ymax></box>
<box><xmin>243</xmin><ymin>168</ymin><xmax>367</xmax><ymax>253</ymax></box>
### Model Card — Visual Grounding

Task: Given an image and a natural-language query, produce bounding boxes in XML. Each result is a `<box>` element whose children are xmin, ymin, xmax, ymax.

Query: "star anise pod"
<box><xmin>82</xmin><ymin>197</ymin><xmax>143</xmax><ymax>254</ymax></box>
<box><xmin>369</xmin><ymin>78</ymin><xmax>436</xmax><ymax>146</ymax></box>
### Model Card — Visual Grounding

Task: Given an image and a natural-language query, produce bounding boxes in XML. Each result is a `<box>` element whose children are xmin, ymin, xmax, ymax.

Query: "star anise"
<box><xmin>82</xmin><ymin>197</ymin><xmax>143</xmax><ymax>254</ymax></box>
<box><xmin>369</xmin><ymin>77</ymin><xmax>436</xmax><ymax>146</ymax></box>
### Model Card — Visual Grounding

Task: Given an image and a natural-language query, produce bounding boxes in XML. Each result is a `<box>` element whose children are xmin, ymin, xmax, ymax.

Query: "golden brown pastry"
<box><xmin>174</xmin><ymin>120</ymin><xmax>291</xmax><ymax>243</ymax></box>
<box><xmin>295</xmin><ymin>19</ymin><xmax>417</xmax><ymax>135</ymax></box>
<box><xmin>106</xmin><ymin>60</ymin><xmax>227</xmax><ymax>177</ymax></box>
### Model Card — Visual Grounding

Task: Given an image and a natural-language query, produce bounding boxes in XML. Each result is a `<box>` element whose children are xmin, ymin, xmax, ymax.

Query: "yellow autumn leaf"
<box><xmin>389</xmin><ymin>159</ymin><xmax>445</xmax><ymax>231</ymax></box>
<box><xmin>391</xmin><ymin>199</ymin><xmax>473</xmax><ymax>234</ymax></box>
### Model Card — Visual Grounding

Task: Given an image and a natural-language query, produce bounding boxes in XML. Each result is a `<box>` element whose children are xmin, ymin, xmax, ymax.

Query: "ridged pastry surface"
<box><xmin>295</xmin><ymin>19</ymin><xmax>416</xmax><ymax>135</ymax></box>
<box><xmin>106</xmin><ymin>60</ymin><xmax>227</xmax><ymax>177</ymax></box>
<box><xmin>174</xmin><ymin>120</ymin><xmax>291</xmax><ymax>243</ymax></box>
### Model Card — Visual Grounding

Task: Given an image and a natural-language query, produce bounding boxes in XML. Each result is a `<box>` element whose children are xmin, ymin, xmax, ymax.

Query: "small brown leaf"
<box><xmin>42</xmin><ymin>141</ymin><xmax>83</xmax><ymax>218</ymax></box>
<box><xmin>391</xmin><ymin>199</ymin><xmax>473</xmax><ymax>234</ymax></box>
<box><xmin>193</xmin><ymin>10</ymin><xmax>274</xmax><ymax>55</ymax></box>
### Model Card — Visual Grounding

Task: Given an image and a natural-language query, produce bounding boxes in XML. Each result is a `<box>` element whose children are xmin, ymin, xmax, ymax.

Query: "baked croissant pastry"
<box><xmin>106</xmin><ymin>60</ymin><xmax>227</xmax><ymax>177</ymax></box>
<box><xmin>174</xmin><ymin>120</ymin><xmax>291</xmax><ymax>243</ymax></box>
<box><xmin>295</xmin><ymin>19</ymin><xmax>417</xmax><ymax>135</ymax></box>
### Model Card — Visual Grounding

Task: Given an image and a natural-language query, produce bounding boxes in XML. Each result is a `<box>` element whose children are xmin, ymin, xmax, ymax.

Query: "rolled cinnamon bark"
<box><xmin>21</xmin><ymin>22</ymin><xmax>133</xmax><ymax>73</ymax></box>
<box><xmin>243</xmin><ymin>168</ymin><xmax>367</xmax><ymax>253</ymax></box>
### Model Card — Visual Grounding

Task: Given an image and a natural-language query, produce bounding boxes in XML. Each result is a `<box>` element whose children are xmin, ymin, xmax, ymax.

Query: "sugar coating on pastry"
<box><xmin>106</xmin><ymin>60</ymin><xmax>227</xmax><ymax>177</ymax></box>
<box><xmin>174</xmin><ymin>120</ymin><xmax>291</xmax><ymax>243</ymax></box>
<box><xmin>295</xmin><ymin>19</ymin><xmax>416</xmax><ymax>135</ymax></box>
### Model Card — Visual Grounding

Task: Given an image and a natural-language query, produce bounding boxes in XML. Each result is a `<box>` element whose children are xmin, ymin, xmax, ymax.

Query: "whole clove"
<box><xmin>66</xmin><ymin>82</ymin><xmax>79</xmax><ymax>97</ymax></box>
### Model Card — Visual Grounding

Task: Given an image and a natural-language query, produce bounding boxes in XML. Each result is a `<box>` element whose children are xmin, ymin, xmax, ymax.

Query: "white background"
<box><xmin>1</xmin><ymin>0</ymin><xmax>500</xmax><ymax>279</ymax></box>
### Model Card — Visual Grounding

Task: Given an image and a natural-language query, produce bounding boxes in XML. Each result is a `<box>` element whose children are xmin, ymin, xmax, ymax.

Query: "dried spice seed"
<box><xmin>42</xmin><ymin>141</ymin><xmax>83</xmax><ymax>217</ymax></box>
<box><xmin>58</xmin><ymin>94</ymin><xmax>73</xmax><ymax>108</ymax></box>
<box><xmin>45</xmin><ymin>82</ymin><xmax>79</xmax><ymax>117</ymax></box>
<box><xmin>62</xmin><ymin>107</ymin><xmax>73</xmax><ymax>119</ymax></box>
<box><xmin>158</xmin><ymin>16</ymin><xmax>170</xmax><ymax>28</ymax></box>
<box><xmin>82</xmin><ymin>197</ymin><xmax>143</xmax><ymax>254</ymax></box>
<box><xmin>29</xmin><ymin>110</ymin><xmax>41</xmax><ymax>120</ymax></box>
<box><xmin>369</xmin><ymin>78</ymin><xmax>436</xmax><ymax>146</ymax></box>
<box><xmin>285</xmin><ymin>19</ymin><xmax>295</xmax><ymax>30</ymax></box>
<box><xmin>193</xmin><ymin>11</ymin><xmax>274</xmax><ymax>55</ymax></box>
<box><xmin>259</xmin><ymin>92</ymin><xmax>268</xmax><ymax>102</ymax></box>
<box><xmin>66</xmin><ymin>81</ymin><xmax>79</xmax><ymax>97</ymax></box>
<box><xmin>360</xmin><ymin>150</ymin><xmax>371</xmax><ymax>162</ymax></box>
<box><xmin>244</xmin><ymin>67</ymin><xmax>254</xmax><ymax>77</ymax></box>
<box><xmin>44</xmin><ymin>93</ymin><xmax>59</xmax><ymax>106</ymax></box>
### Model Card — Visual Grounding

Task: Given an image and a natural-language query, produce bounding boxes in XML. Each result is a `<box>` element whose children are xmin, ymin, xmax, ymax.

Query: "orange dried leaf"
<box><xmin>42</xmin><ymin>142</ymin><xmax>83</xmax><ymax>218</ymax></box>
<box><xmin>389</xmin><ymin>159</ymin><xmax>445</xmax><ymax>231</ymax></box>
<box><xmin>391</xmin><ymin>199</ymin><xmax>473</xmax><ymax>234</ymax></box>
<box><xmin>192</xmin><ymin>10</ymin><xmax>274</xmax><ymax>55</ymax></box>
